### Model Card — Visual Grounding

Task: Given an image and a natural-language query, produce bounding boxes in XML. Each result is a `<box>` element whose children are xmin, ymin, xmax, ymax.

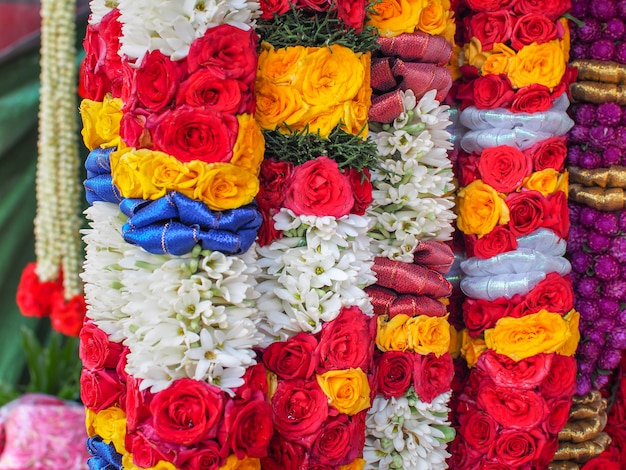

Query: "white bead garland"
<box><xmin>34</xmin><ymin>0</ymin><xmax>83</xmax><ymax>298</ymax></box>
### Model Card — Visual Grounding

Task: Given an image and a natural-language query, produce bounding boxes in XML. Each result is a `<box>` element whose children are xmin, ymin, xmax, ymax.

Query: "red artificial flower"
<box><xmin>258</xmin><ymin>0</ymin><xmax>290</xmax><ymax>20</ymax></box>
<box><xmin>542</xmin><ymin>397</ymin><xmax>571</xmax><ymax>435</ymax></box>
<box><xmin>511</xmin><ymin>272</ymin><xmax>574</xmax><ymax>317</ymax></box>
<box><xmin>457</xmin><ymin>404</ymin><xmax>499</xmax><ymax>457</ymax></box>
<box><xmin>413</xmin><ymin>352</ymin><xmax>454</xmax><ymax>403</ymax></box>
<box><xmin>540</xmin><ymin>354</ymin><xmax>577</xmax><ymax>399</ymax></box>
<box><xmin>510</xmin><ymin>84</ymin><xmax>554</xmax><ymax>114</ymax></box>
<box><xmin>542</xmin><ymin>190</ymin><xmax>570</xmax><ymax>240</ymax></box>
<box><xmin>79</xmin><ymin>321</ymin><xmax>124</xmax><ymax>370</ymax></box>
<box><xmin>472</xmin><ymin>74</ymin><xmax>515</xmax><ymax>110</ymax></box>
<box><xmin>476</xmin><ymin>350</ymin><xmax>552</xmax><ymax>389</ymax></box>
<box><xmin>512</xmin><ymin>0</ymin><xmax>572</xmax><ymax>21</ymax></box>
<box><xmin>134</xmin><ymin>50</ymin><xmax>185</xmax><ymax>113</ymax></box>
<box><xmin>80</xmin><ymin>368</ymin><xmax>124</xmax><ymax>412</ymax></box>
<box><xmin>125</xmin><ymin>427</ymin><xmax>171</xmax><ymax>469</ymax></box>
<box><xmin>176</xmin><ymin>440</ymin><xmax>224</xmax><ymax>470</ymax></box>
<box><xmin>477</xmin><ymin>145</ymin><xmax>532</xmax><ymax>193</ymax></box>
<box><xmin>463</xmin><ymin>297</ymin><xmax>511</xmax><ymax>337</ymax></box>
<box><xmin>336</xmin><ymin>0</ymin><xmax>367</xmax><ymax>32</ymax></box>
<box><xmin>16</xmin><ymin>262</ymin><xmax>63</xmax><ymax>318</ymax></box>
<box><xmin>310</xmin><ymin>413</ymin><xmax>364</xmax><ymax>466</ymax></box>
<box><xmin>525</xmin><ymin>136</ymin><xmax>568</xmax><ymax>172</ymax></box>
<box><xmin>261</xmin><ymin>436</ymin><xmax>306</xmax><ymax>470</ymax></box>
<box><xmin>376</xmin><ymin>351</ymin><xmax>415</xmax><ymax>398</ymax></box>
<box><xmin>511</xmin><ymin>13</ymin><xmax>558</xmax><ymax>50</ymax></box>
<box><xmin>473</xmin><ymin>225</ymin><xmax>518</xmax><ymax>259</ymax></box>
<box><xmin>477</xmin><ymin>380</ymin><xmax>548</xmax><ymax>430</ymax></box>
<box><xmin>505</xmin><ymin>190</ymin><xmax>546</xmax><ymax>237</ymax></box>
<box><xmin>467</xmin><ymin>11</ymin><xmax>513</xmax><ymax>51</ymax></box>
<box><xmin>490</xmin><ymin>428</ymin><xmax>549</xmax><ymax>467</ymax></box>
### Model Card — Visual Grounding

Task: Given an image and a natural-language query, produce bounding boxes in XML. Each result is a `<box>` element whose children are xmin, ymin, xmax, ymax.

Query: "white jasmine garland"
<box><xmin>117</xmin><ymin>0</ymin><xmax>260</xmax><ymax>63</ymax></box>
<box><xmin>255</xmin><ymin>209</ymin><xmax>376</xmax><ymax>345</ymax></box>
<box><xmin>368</xmin><ymin>90</ymin><xmax>456</xmax><ymax>262</ymax></box>
<box><xmin>88</xmin><ymin>0</ymin><xmax>118</xmax><ymax>24</ymax></box>
<box><xmin>363</xmin><ymin>389</ymin><xmax>454</xmax><ymax>470</ymax></box>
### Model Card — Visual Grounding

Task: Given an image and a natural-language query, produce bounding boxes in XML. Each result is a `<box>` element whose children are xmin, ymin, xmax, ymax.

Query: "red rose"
<box><xmin>344</xmin><ymin>167</ymin><xmax>373</xmax><ymax>215</ymax></box>
<box><xmin>477</xmin><ymin>381</ymin><xmax>548</xmax><ymax>430</ymax></box>
<box><xmin>221</xmin><ymin>391</ymin><xmax>273</xmax><ymax>459</ymax></box>
<box><xmin>376</xmin><ymin>351</ymin><xmax>415</xmax><ymax>398</ymax></box>
<box><xmin>541</xmin><ymin>354</ymin><xmax>576</xmax><ymax>399</ymax></box>
<box><xmin>284</xmin><ymin>157</ymin><xmax>354</xmax><ymax>218</ymax></box>
<box><xmin>479</xmin><ymin>463</ymin><xmax>511</xmax><ymax>470</ymax></box>
<box><xmin>311</xmin><ymin>414</ymin><xmax>364</xmax><ymax>465</ymax></box>
<box><xmin>176</xmin><ymin>69</ymin><xmax>252</xmax><ymax>115</ymax></box>
<box><xmin>259</xmin><ymin>0</ymin><xmax>291</xmax><ymax>19</ymax></box>
<box><xmin>511</xmin><ymin>13</ymin><xmax>558</xmax><ymax>50</ymax></box>
<box><xmin>187</xmin><ymin>25</ymin><xmax>258</xmax><ymax>84</ymax></box>
<box><xmin>258</xmin><ymin>210</ymin><xmax>283</xmax><ymax>247</ymax></box>
<box><xmin>296</xmin><ymin>0</ymin><xmax>331</xmax><ymax>11</ymax></box>
<box><xmin>413</xmin><ymin>352</ymin><xmax>454</xmax><ymax>403</ymax></box>
<box><xmin>316</xmin><ymin>306</ymin><xmax>373</xmax><ymax>373</ymax></box>
<box><xmin>271</xmin><ymin>379</ymin><xmax>328</xmax><ymax>448</ymax></box>
<box><xmin>472</xmin><ymin>74</ymin><xmax>515</xmax><ymax>109</ymax></box>
<box><xmin>447</xmin><ymin>440</ymin><xmax>483</xmax><ymax>468</ymax></box>
<box><xmin>148</xmin><ymin>105</ymin><xmax>238</xmax><ymax>163</ymax></box>
<box><xmin>120</xmin><ymin>111</ymin><xmax>150</xmax><ymax>149</ymax></box>
<box><xmin>79</xmin><ymin>321</ymin><xmax>124</xmax><ymax>370</ymax></box>
<box><xmin>98</xmin><ymin>9</ymin><xmax>123</xmax><ymax>83</ymax></box>
<box><xmin>50</xmin><ymin>293</ymin><xmax>86</xmax><ymax>337</ymax></box>
<box><xmin>80</xmin><ymin>25</ymin><xmax>111</xmax><ymax>101</ymax></box>
<box><xmin>458</xmin><ymin>406</ymin><xmax>499</xmax><ymax>456</ymax></box>
<box><xmin>115</xmin><ymin>346</ymin><xmax>130</xmax><ymax>384</ymax></box>
<box><xmin>134</xmin><ymin>50</ymin><xmax>184</xmax><ymax>113</ymax></box>
<box><xmin>512</xmin><ymin>0</ymin><xmax>571</xmax><ymax>20</ymax></box>
<box><xmin>261</xmin><ymin>436</ymin><xmax>306</xmax><ymax>470</ymax></box>
<box><xmin>542</xmin><ymin>398</ymin><xmax>571</xmax><ymax>435</ymax></box>
<box><xmin>542</xmin><ymin>190</ymin><xmax>569</xmax><ymax>239</ymax></box>
<box><xmin>234</xmin><ymin>362</ymin><xmax>269</xmax><ymax>400</ymax></box>
<box><xmin>465</xmin><ymin>0</ymin><xmax>514</xmax><ymax>11</ymax></box>
<box><xmin>124</xmin><ymin>375</ymin><xmax>152</xmax><ymax>432</ymax></box>
<box><xmin>582</xmin><ymin>456</ymin><xmax>622</xmax><ymax>470</ymax></box>
<box><xmin>257</xmin><ymin>159</ymin><xmax>293</xmax><ymax>211</ymax></box>
<box><xmin>478</xmin><ymin>145</ymin><xmax>531</xmax><ymax>193</ymax></box>
<box><xmin>457</xmin><ymin>151</ymin><xmax>481</xmax><ymax>187</ymax></box>
<box><xmin>16</xmin><ymin>262</ymin><xmax>63</xmax><ymax>318</ymax></box>
<box><xmin>336</xmin><ymin>0</ymin><xmax>367</xmax><ymax>32</ymax></box>
<box><xmin>505</xmin><ymin>190</ymin><xmax>546</xmax><ymax>237</ymax></box>
<box><xmin>473</xmin><ymin>225</ymin><xmax>518</xmax><ymax>259</ymax></box>
<box><xmin>263</xmin><ymin>332</ymin><xmax>318</xmax><ymax>380</ymax></box>
<box><xmin>80</xmin><ymin>368</ymin><xmax>124</xmax><ymax>411</ymax></box>
<box><xmin>525</xmin><ymin>136</ymin><xmax>567</xmax><ymax>172</ymax></box>
<box><xmin>126</xmin><ymin>427</ymin><xmax>171</xmax><ymax>468</ymax></box>
<box><xmin>467</xmin><ymin>11</ymin><xmax>513</xmax><ymax>51</ymax></box>
<box><xmin>149</xmin><ymin>378</ymin><xmax>225</xmax><ymax>445</ymax></box>
<box><xmin>177</xmin><ymin>441</ymin><xmax>223</xmax><ymax>470</ymax></box>
<box><xmin>463</xmin><ymin>297</ymin><xmax>511</xmax><ymax>337</ymax></box>
<box><xmin>514</xmin><ymin>272</ymin><xmax>574</xmax><ymax>316</ymax></box>
<box><xmin>491</xmin><ymin>428</ymin><xmax>548</xmax><ymax>467</ymax></box>
<box><xmin>477</xmin><ymin>350</ymin><xmax>552</xmax><ymax>389</ymax></box>
<box><xmin>510</xmin><ymin>84</ymin><xmax>553</xmax><ymax>113</ymax></box>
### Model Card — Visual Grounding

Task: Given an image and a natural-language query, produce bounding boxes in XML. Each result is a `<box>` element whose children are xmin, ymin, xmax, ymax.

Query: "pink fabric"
<box><xmin>0</xmin><ymin>394</ymin><xmax>89</xmax><ymax>469</ymax></box>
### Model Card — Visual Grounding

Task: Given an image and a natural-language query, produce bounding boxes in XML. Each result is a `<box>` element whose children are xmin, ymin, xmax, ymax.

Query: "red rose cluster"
<box><xmin>259</xmin><ymin>0</ymin><xmax>366</xmax><ymax>31</ymax></box>
<box><xmin>16</xmin><ymin>262</ymin><xmax>85</xmax><ymax>336</ymax></box>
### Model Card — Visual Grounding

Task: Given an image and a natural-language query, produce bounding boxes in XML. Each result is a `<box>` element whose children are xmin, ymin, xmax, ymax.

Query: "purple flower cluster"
<box><xmin>568</xmin><ymin>102</ymin><xmax>626</xmax><ymax>168</ymax></box>
<box><xmin>568</xmin><ymin>202</ymin><xmax>626</xmax><ymax>394</ymax></box>
<box><xmin>570</xmin><ymin>0</ymin><xmax>626</xmax><ymax>62</ymax></box>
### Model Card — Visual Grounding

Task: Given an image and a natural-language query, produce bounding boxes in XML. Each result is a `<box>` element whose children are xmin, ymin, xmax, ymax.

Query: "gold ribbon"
<box><xmin>571</xmin><ymin>81</ymin><xmax>626</xmax><ymax>104</ymax></box>
<box><xmin>570</xmin><ymin>166</ymin><xmax>626</xmax><ymax>189</ymax></box>
<box><xmin>571</xmin><ymin>59</ymin><xmax>626</xmax><ymax>84</ymax></box>
<box><xmin>569</xmin><ymin>184</ymin><xmax>626</xmax><ymax>211</ymax></box>
<box><xmin>552</xmin><ymin>433</ymin><xmax>612</xmax><ymax>463</ymax></box>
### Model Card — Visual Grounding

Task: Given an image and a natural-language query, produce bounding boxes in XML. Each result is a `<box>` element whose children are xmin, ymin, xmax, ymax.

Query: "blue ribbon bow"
<box><xmin>86</xmin><ymin>436</ymin><xmax>122</xmax><ymax>470</ymax></box>
<box><xmin>84</xmin><ymin>147</ymin><xmax>123</xmax><ymax>205</ymax></box>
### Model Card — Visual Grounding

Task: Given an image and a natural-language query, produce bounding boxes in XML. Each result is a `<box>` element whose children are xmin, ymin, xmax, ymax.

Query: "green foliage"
<box><xmin>256</xmin><ymin>5</ymin><xmax>380</xmax><ymax>53</ymax></box>
<box><xmin>0</xmin><ymin>328</ymin><xmax>82</xmax><ymax>407</ymax></box>
<box><xmin>263</xmin><ymin>124</ymin><xmax>379</xmax><ymax>172</ymax></box>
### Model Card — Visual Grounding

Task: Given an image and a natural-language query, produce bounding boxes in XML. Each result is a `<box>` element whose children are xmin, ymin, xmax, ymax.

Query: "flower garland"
<box><xmin>448</xmin><ymin>0</ymin><xmax>580</xmax><ymax>467</ymax></box>
<box><xmin>78</xmin><ymin>1</ymin><xmax>276</xmax><ymax>468</ymax></box>
<box><xmin>361</xmin><ymin>2</ymin><xmax>458</xmax><ymax>468</ymax></box>
<box><xmin>15</xmin><ymin>0</ymin><xmax>86</xmax><ymax>336</ymax></box>
<box><xmin>251</xmin><ymin>1</ymin><xmax>378</xmax><ymax>467</ymax></box>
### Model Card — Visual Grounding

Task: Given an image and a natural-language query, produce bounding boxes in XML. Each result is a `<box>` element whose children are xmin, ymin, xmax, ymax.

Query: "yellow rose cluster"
<box><xmin>523</xmin><ymin>169</ymin><xmax>569</xmax><ymax>197</ymax></box>
<box><xmin>255</xmin><ymin>43</ymin><xmax>371</xmax><ymax>138</ymax></box>
<box><xmin>376</xmin><ymin>313</ymin><xmax>451</xmax><ymax>356</ymax></box>
<box><xmin>456</xmin><ymin>180</ymin><xmax>510</xmax><ymax>237</ymax></box>
<box><xmin>462</xmin><ymin>38</ymin><xmax>569</xmax><ymax>91</ymax></box>
<box><xmin>109</xmin><ymin>113</ymin><xmax>263</xmax><ymax>212</ymax></box>
<box><xmin>80</xmin><ymin>94</ymin><xmax>124</xmax><ymax>151</ymax></box>
<box><xmin>368</xmin><ymin>0</ymin><xmax>455</xmax><ymax>42</ymax></box>
<box><xmin>316</xmin><ymin>368</ymin><xmax>371</xmax><ymax>415</ymax></box>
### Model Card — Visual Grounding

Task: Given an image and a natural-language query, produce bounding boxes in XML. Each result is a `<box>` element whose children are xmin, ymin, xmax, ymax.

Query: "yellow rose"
<box><xmin>257</xmin><ymin>43</ymin><xmax>308</xmax><ymax>85</ymax></box>
<box><xmin>300</xmin><ymin>45</ymin><xmax>365</xmax><ymax>107</ymax></box>
<box><xmin>485</xmin><ymin>310</ymin><xmax>572</xmax><ymax>361</ymax></box>
<box><xmin>443</xmin><ymin>13</ymin><xmax>456</xmax><ymax>44</ymax></box>
<box><xmin>267</xmin><ymin>370</ymin><xmax>278</xmax><ymax>401</ymax></box>
<box><xmin>376</xmin><ymin>314</ymin><xmax>410</xmax><ymax>351</ymax></box>
<box><xmin>406</xmin><ymin>314</ymin><xmax>451</xmax><ymax>356</ymax></box>
<box><xmin>460</xmin><ymin>329</ymin><xmax>487</xmax><ymax>368</ymax></box>
<box><xmin>416</xmin><ymin>0</ymin><xmax>448</xmax><ymax>36</ymax></box>
<box><xmin>557</xmin><ymin>310</ymin><xmax>580</xmax><ymax>357</ymax></box>
<box><xmin>481</xmin><ymin>43</ymin><xmax>515</xmax><ymax>76</ymax></box>
<box><xmin>231</xmin><ymin>114</ymin><xmax>265</xmax><ymax>176</ymax></box>
<box><xmin>219</xmin><ymin>455</ymin><xmax>261</xmax><ymax>470</ymax></box>
<box><xmin>195</xmin><ymin>163</ymin><xmax>259</xmax><ymax>211</ymax></box>
<box><xmin>80</xmin><ymin>95</ymin><xmax>123</xmax><ymax>150</ymax></box>
<box><xmin>560</xmin><ymin>18</ymin><xmax>571</xmax><ymax>62</ymax></box>
<box><xmin>85</xmin><ymin>407</ymin><xmax>96</xmax><ymax>437</ymax></box>
<box><xmin>523</xmin><ymin>169</ymin><xmax>560</xmax><ymax>196</ymax></box>
<box><xmin>462</xmin><ymin>37</ymin><xmax>491</xmax><ymax>70</ymax></box>
<box><xmin>557</xmin><ymin>171</ymin><xmax>569</xmax><ymax>195</ymax></box>
<box><xmin>93</xmin><ymin>406</ymin><xmax>126</xmax><ymax>453</ymax></box>
<box><xmin>368</xmin><ymin>0</ymin><xmax>426</xmax><ymax>37</ymax></box>
<box><xmin>448</xmin><ymin>45</ymin><xmax>462</xmax><ymax>82</ymax></box>
<box><xmin>255</xmin><ymin>78</ymin><xmax>307</xmax><ymax>130</ymax></box>
<box><xmin>316</xmin><ymin>368</ymin><xmax>371</xmax><ymax>415</ymax></box>
<box><xmin>298</xmin><ymin>104</ymin><xmax>345</xmax><ymax>138</ymax></box>
<box><xmin>507</xmin><ymin>40</ymin><xmax>566</xmax><ymax>91</ymax></box>
<box><xmin>122</xmin><ymin>454</ymin><xmax>176</xmax><ymax>470</ymax></box>
<box><xmin>456</xmin><ymin>180</ymin><xmax>510</xmax><ymax>236</ymax></box>
<box><xmin>449</xmin><ymin>324</ymin><xmax>462</xmax><ymax>359</ymax></box>
<box><xmin>340</xmin><ymin>458</ymin><xmax>366</xmax><ymax>470</ymax></box>
<box><xmin>111</xmin><ymin>148</ymin><xmax>146</xmax><ymax>198</ymax></box>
